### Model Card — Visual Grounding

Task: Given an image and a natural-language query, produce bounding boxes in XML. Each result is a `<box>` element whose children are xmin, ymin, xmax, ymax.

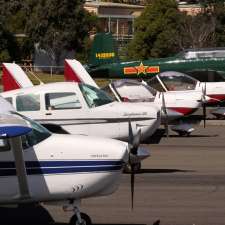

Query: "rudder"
<box><xmin>88</xmin><ymin>33</ymin><xmax>119</xmax><ymax>67</ymax></box>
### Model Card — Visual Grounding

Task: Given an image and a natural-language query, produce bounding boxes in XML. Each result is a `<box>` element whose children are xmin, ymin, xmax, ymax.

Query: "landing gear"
<box><xmin>63</xmin><ymin>200</ymin><xmax>92</xmax><ymax>225</ymax></box>
<box><xmin>177</xmin><ymin>131</ymin><xmax>191</xmax><ymax>137</ymax></box>
<box><xmin>69</xmin><ymin>212</ymin><xmax>92</xmax><ymax>225</ymax></box>
<box><xmin>123</xmin><ymin>162</ymin><xmax>141</xmax><ymax>173</ymax></box>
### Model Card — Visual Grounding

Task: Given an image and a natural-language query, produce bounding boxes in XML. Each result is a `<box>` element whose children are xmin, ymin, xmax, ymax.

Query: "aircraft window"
<box><xmin>147</xmin><ymin>77</ymin><xmax>166</xmax><ymax>92</ymax></box>
<box><xmin>45</xmin><ymin>92</ymin><xmax>82</xmax><ymax>110</ymax></box>
<box><xmin>158</xmin><ymin>72</ymin><xmax>198</xmax><ymax>91</ymax></box>
<box><xmin>16</xmin><ymin>94</ymin><xmax>40</xmax><ymax>112</ymax></box>
<box><xmin>79</xmin><ymin>83</ymin><xmax>114</xmax><ymax>108</ymax></box>
<box><xmin>12</xmin><ymin>112</ymin><xmax>51</xmax><ymax>149</ymax></box>
<box><xmin>0</xmin><ymin>139</ymin><xmax>10</xmax><ymax>152</ymax></box>
<box><xmin>112</xmin><ymin>80</ymin><xmax>156</xmax><ymax>102</ymax></box>
<box><xmin>101</xmin><ymin>85</ymin><xmax>118</xmax><ymax>101</ymax></box>
<box><xmin>5</xmin><ymin>97</ymin><xmax>13</xmax><ymax>105</ymax></box>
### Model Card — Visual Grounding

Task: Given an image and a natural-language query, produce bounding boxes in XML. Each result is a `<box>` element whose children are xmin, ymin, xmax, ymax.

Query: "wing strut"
<box><xmin>10</xmin><ymin>137</ymin><xmax>30</xmax><ymax>200</ymax></box>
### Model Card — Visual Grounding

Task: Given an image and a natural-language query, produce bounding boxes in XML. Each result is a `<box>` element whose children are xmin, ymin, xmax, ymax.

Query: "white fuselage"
<box><xmin>0</xmin><ymin>134</ymin><xmax>128</xmax><ymax>204</ymax></box>
<box><xmin>112</xmin><ymin>83</ymin><xmax>203</xmax><ymax>117</ymax></box>
<box><xmin>1</xmin><ymin>82</ymin><xmax>160</xmax><ymax>141</ymax></box>
<box><xmin>195</xmin><ymin>81</ymin><xmax>225</xmax><ymax>103</ymax></box>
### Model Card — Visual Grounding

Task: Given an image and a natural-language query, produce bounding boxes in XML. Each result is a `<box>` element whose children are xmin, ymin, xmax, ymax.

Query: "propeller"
<box><xmin>161</xmin><ymin>92</ymin><xmax>169</xmax><ymax>137</ymax></box>
<box><xmin>202</xmin><ymin>82</ymin><xmax>207</xmax><ymax>128</ymax></box>
<box><xmin>128</xmin><ymin>120</ymin><xmax>141</xmax><ymax>209</ymax></box>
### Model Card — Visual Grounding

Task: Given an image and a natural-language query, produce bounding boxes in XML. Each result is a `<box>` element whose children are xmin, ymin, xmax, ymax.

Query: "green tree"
<box><xmin>180</xmin><ymin>12</ymin><xmax>216</xmax><ymax>49</ymax></box>
<box><xmin>0</xmin><ymin>1</ymin><xmax>20</xmax><ymax>62</ymax></box>
<box><xmin>127</xmin><ymin>0</ymin><xmax>183</xmax><ymax>59</ymax></box>
<box><xmin>25</xmin><ymin>0</ymin><xmax>98</xmax><ymax>66</ymax></box>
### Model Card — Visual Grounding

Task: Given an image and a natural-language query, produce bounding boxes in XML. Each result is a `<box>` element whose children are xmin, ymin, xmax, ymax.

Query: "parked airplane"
<box><xmin>86</xmin><ymin>33</ymin><xmax>225</xmax><ymax>82</ymax></box>
<box><xmin>0</xmin><ymin>96</ymin><xmax>146</xmax><ymax>225</ymax></box>
<box><xmin>64</xmin><ymin>59</ymin><xmax>209</xmax><ymax>136</ymax></box>
<box><xmin>1</xmin><ymin>63</ymin><xmax>161</xmax><ymax>142</ymax></box>
<box><xmin>147</xmin><ymin>71</ymin><xmax>225</xmax><ymax>105</ymax></box>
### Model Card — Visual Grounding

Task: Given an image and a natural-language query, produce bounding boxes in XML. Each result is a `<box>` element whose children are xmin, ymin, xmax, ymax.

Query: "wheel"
<box><xmin>69</xmin><ymin>212</ymin><xmax>92</xmax><ymax>225</ymax></box>
<box><xmin>178</xmin><ymin>131</ymin><xmax>186</xmax><ymax>137</ymax></box>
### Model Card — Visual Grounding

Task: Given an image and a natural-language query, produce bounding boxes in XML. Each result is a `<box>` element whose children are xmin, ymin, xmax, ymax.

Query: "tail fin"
<box><xmin>64</xmin><ymin>59</ymin><xmax>99</xmax><ymax>88</ymax></box>
<box><xmin>88</xmin><ymin>33</ymin><xmax>120</xmax><ymax>67</ymax></box>
<box><xmin>2</xmin><ymin>63</ymin><xmax>33</xmax><ymax>91</ymax></box>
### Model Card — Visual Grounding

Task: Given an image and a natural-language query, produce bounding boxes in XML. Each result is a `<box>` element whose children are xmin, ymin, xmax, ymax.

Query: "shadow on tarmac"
<box><xmin>0</xmin><ymin>204</ymin><xmax>54</xmax><ymax>225</ymax></box>
<box><xmin>139</xmin><ymin>168</ymin><xmax>194</xmax><ymax>174</ymax></box>
<box><xmin>167</xmin><ymin>134</ymin><xmax>218</xmax><ymax>138</ymax></box>
<box><xmin>57</xmin><ymin>222</ymin><xmax>161</xmax><ymax>225</ymax></box>
<box><xmin>0</xmin><ymin>204</ymin><xmax>159</xmax><ymax>225</ymax></box>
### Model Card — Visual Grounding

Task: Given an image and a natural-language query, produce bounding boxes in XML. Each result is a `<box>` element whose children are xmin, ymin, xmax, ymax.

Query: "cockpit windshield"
<box><xmin>110</xmin><ymin>79</ymin><xmax>157</xmax><ymax>102</ymax></box>
<box><xmin>12</xmin><ymin>112</ymin><xmax>51</xmax><ymax>148</ymax></box>
<box><xmin>148</xmin><ymin>71</ymin><xmax>198</xmax><ymax>91</ymax></box>
<box><xmin>79</xmin><ymin>83</ymin><xmax>114</xmax><ymax>108</ymax></box>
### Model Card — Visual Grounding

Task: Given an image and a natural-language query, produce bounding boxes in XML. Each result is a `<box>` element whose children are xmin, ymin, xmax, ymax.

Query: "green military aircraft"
<box><xmin>86</xmin><ymin>33</ymin><xmax>225</xmax><ymax>82</ymax></box>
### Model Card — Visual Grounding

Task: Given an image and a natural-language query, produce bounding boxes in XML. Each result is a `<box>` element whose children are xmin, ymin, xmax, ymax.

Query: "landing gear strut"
<box><xmin>63</xmin><ymin>200</ymin><xmax>92</xmax><ymax>225</ymax></box>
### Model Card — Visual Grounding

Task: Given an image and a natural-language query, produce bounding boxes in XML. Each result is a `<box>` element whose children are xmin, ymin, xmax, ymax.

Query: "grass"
<box><xmin>0</xmin><ymin>70</ymin><xmax>110</xmax><ymax>88</ymax></box>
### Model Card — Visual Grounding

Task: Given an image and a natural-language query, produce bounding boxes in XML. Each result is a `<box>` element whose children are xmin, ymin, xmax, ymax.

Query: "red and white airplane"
<box><xmin>64</xmin><ymin>59</ymin><xmax>211</xmax><ymax>136</ymax></box>
<box><xmin>146</xmin><ymin>71</ymin><xmax>225</xmax><ymax>104</ymax></box>
<box><xmin>0</xmin><ymin>96</ymin><xmax>145</xmax><ymax>225</ymax></box>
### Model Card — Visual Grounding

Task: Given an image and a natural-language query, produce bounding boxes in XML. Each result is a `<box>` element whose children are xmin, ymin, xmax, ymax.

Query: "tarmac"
<box><xmin>52</xmin><ymin>125</ymin><xmax>225</xmax><ymax>225</ymax></box>
<box><xmin>1</xmin><ymin>125</ymin><xmax>225</xmax><ymax>225</ymax></box>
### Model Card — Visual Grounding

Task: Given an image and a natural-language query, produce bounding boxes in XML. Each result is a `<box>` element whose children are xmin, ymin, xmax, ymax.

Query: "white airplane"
<box><xmin>64</xmin><ymin>59</ymin><xmax>209</xmax><ymax>136</ymax></box>
<box><xmin>0</xmin><ymin>96</ymin><xmax>147</xmax><ymax>225</ymax></box>
<box><xmin>147</xmin><ymin>71</ymin><xmax>225</xmax><ymax>119</ymax></box>
<box><xmin>1</xmin><ymin>63</ymin><xmax>161</xmax><ymax>142</ymax></box>
<box><xmin>147</xmin><ymin>71</ymin><xmax>225</xmax><ymax>104</ymax></box>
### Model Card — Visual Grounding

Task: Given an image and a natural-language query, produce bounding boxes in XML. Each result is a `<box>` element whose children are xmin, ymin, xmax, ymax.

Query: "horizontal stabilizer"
<box><xmin>2</xmin><ymin>63</ymin><xmax>33</xmax><ymax>91</ymax></box>
<box><xmin>64</xmin><ymin>59</ymin><xmax>99</xmax><ymax>88</ymax></box>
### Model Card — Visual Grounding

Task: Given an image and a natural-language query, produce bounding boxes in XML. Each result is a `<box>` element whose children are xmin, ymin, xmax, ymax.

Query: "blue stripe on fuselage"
<box><xmin>0</xmin><ymin>160</ymin><xmax>123</xmax><ymax>176</ymax></box>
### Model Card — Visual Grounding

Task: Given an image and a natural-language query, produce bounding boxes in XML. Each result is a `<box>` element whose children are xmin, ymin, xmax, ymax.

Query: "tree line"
<box><xmin>0</xmin><ymin>0</ymin><xmax>225</xmax><ymax>64</ymax></box>
<box><xmin>127</xmin><ymin>0</ymin><xmax>225</xmax><ymax>59</ymax></box>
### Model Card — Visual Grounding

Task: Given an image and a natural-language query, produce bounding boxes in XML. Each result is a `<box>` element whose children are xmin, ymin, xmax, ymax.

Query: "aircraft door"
<box><xmin>44</xmin><ymin>92</ymin><xmax>90</xmax><ymax>135</ymax></box>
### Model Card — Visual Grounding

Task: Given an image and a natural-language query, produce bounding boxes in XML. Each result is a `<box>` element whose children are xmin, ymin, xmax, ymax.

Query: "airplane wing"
<box><xmin>2</xmin><ymin>63</ymin><xmax>34</xmax><ymax>91</ymax></box>
<box><xmin>64</xmin><ymin>59</ymin><xmax>99</xmax><ymax>88</ymax></box>
<box><xmin>0</xmin><ymin>97</ymin><xmax>32</xmax><ymax>201</ymax></box>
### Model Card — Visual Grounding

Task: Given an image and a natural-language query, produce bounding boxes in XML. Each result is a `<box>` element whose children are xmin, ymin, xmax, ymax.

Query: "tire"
<box><xmin>69</xmin><ymin>213</ymin><xmax>92</xmax><ymax>225</ymax></box>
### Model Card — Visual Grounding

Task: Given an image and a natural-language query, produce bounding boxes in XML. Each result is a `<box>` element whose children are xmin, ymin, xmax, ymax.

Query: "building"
<box><xmin>84</xmin><ymin>1</ymin><xmax>144</xmax><ymax>46</ymax></box>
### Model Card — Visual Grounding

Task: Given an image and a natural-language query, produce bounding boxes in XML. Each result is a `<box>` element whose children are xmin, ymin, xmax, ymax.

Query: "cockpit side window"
<box><xmin>159</xmin><ymin>72</ymin><xmax>198</xmax><ymax>91</ymax></box>
<box><xmin>5</xmin><ymin>97</ymin><xmax>13</xmax><ymax>105</ymax></box>
<box><xmin>0</xmin><ymin>139</ymin><xmax>10</xmax><ymax>152</ymax></box>
<box><xmin>147</xmin><ymin>77</ymin><xmax>166</xmax><ymax>92</ymax></box>
<box><xmin>12</xmin><ymin>112</ymin><xmax>52</xmax><ymax>149</ymax></box>
<box><xmin>45</xmin><ymin>92</ymin><xmax>82</xmax><ymax>110</ymax></box>
<box><xmin>16</xmin><ymin>94</ymin><xmax>40</xmax><ymax>112</ymax></box>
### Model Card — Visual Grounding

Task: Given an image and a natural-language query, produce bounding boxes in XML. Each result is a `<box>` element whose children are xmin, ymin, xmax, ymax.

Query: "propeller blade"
<box><xmin>162</xmin><ymin>92</ymin><xmax>169</xmax><ymax>137</ymax></box>
<box><xmin>203</xmin><ymin>102</ymin><xmax>206</xmax><ymax>128</ymax></box>
<box><xmin>202</xmin><ymin>83</ymin><xmax>207</xmax><ymax>128</ymax></box>
<box><xmin>128</xmin><ymin>120</ymin><xmax>142</xmax><ymax>209</ymax></box>
<box><xmin>130</xmin><ymin>166</ymin><xmax>135</xmax><ymax>209</ymax></box>
<box><xmin>128</xmin><ymin>119</ymin><xmax>134</xmax><ymax>147</ymax></box>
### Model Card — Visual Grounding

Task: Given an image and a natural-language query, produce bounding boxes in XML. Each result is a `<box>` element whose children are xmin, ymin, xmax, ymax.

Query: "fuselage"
<box><xmin>0</xmin><ymin>130</ymin><xmax>129</xmax><ymax>204</ymax></box>
<box><xmin>1</xmin><ymin>82</ymin><xmax>160</xmax><ymax>141</ymax></box>
<box><xmin>108</xmin><ymin>80</ymin><xmax>203</xmax><ymax>122</ymax></box>
<box><xmin>88</xmin><ymin>56</ymin><xmax>225</xmax><ymax>80</ymax></box>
